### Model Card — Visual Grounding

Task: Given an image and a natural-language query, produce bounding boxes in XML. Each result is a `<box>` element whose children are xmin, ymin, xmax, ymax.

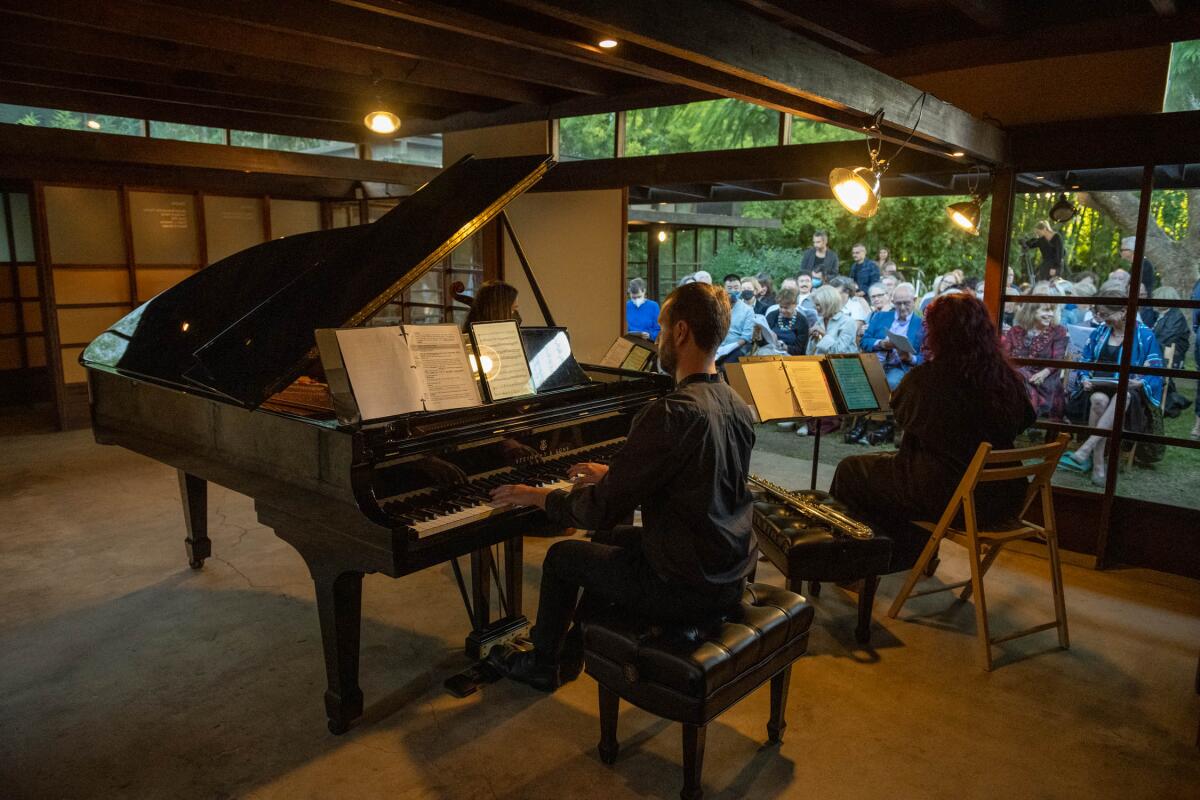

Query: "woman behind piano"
<box><xmin>463</xmin><ymin>280</ymin><xmax>520</xmax><ymax>328</ymax></box>
<box><xmin>830</xmin><ymin>293</ymin><xmax>1035</xmax><ymax>556</ymax></box>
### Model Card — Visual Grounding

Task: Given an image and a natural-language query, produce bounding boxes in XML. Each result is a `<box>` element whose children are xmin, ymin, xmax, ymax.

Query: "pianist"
<box><xmin>488</xmin><ymin>282</ymin><xmax>758</xmax><ymax>691</ymax></box>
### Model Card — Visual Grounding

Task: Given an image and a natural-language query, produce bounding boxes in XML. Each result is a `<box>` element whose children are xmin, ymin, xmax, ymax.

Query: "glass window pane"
<box><xmin>1164</xmin><ymin>39</ymin><xmax>1200</xmax><ymax>113</ymax></box>
<box><xmin>697</xmin><ymin>228</ymin><xmax>715</xmax><ymax>263</ymax></box>
<box><xmin>370</xmin><ymin>134</ymin><xmax>443</xmax><ymax>167</ymax></box>
<box><xmin>627</xmin><ymin>230</ymin><xmax>647</xmax><ymax>265</ymax></box>
<box><xmin>149</xmin><ymin>121</ymin><xmax>225</xmax><ymax>144</ymax></box>
<box><xmin>626</xmin><ymin>99</ymin><xmax>778</xmax><ymax>156</ymax></box>
<box><xmin>789</xmin><ymin>117</ymin><xmax>863</xmax><ymax>145</ymax></box>
<box><xmin>230</xmin><ymin>130</ymin><xmax>357</xmax><ymax>157</ymax></box>
<box><xmin>0</xmin><ymin>104</ymin><xmax>144</xmax><ymax>136</ymax></box>
<box><xmin>656</xmin><ymin>230</ymin><xmax>674</xmax><ymax>266</ymax></box>
<box><xmin>559</xmin><ymin>113</ymin><xmax>615</xmax><ymax>160</ymax></box>
<box><xmin>676</xmin><ymin>228</ymin><xmax>695</xmax><ymax>266</ymax></box>
<box><xmin>8</xmin><ymin>193</ymin><xmax>35</xmax><ymax>262</ymax></box>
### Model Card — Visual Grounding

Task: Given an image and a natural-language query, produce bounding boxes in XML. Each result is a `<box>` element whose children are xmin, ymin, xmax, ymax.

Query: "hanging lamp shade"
<box><xmin>946</xmin><ymin>196</ymin><xmax>984</xmax><ymax>235</ymax></box>
<box><xmin>829</xmin><ymin>166</ymin><xmax>882</xmax><ymax>218</ymax></box>
<box><xmin>364</xmin><ymin>110</ymin><xmax>401</xmax><ymax>135</ymax></box>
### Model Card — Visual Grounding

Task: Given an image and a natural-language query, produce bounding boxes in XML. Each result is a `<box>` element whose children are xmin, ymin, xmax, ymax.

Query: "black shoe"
<box><xmin>486</xmin><ymin>643</ymin><xmax>561</xmax><ymax>692</ymax></box>
<box><xmin>866</xmin><ymin>422</ymin><xmax>895</xmax><ymax>446</ymax></box>
<box><xmin>843</xmin><ymin>418</ymin><xmax>869</xmax><ymax>444</ymax></box>
<box><xmin>559</xmin><ymin>640</ymin><xmax>585</xmax><ymax>684</ymax></box>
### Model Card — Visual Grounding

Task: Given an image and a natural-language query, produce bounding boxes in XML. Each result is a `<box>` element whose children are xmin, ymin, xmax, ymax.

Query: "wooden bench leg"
<box><xmin>681</xmin><ymin>723</ymin><xmax>707</xmax><ymax>800</ymax></box>
<box><xmin>767</xmin><ymin>666</ymin><xmax>791</xmax><ymax>744</ymax></box>
<box><xmin>855</xmin><ymin>575</ymin><xmax>880</xmax><ymax>644</ymax></box>
<box><xmin>598</xmin><ymin>683</ymin><xmax>620</xmax><ymax>765</ymax></box>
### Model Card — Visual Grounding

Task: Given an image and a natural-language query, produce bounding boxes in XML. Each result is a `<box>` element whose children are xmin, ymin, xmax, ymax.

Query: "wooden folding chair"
<box><xmin>886</xmin><ymin>433</ymin><xmax>1071</xmax><ymax>670</ymax></box>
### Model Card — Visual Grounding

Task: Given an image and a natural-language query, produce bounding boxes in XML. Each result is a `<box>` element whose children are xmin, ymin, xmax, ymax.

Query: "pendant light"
<box><xmin>829</xmin><ymin>94</ymin><xmax>928</xmax><ymax>219</ymax></box>
<box><xmin>946</xmin><ymin>166</ymin><xmax>988</xmax><ymax>236</ymax></box>
<box><xmin>1048</xmin><ymin>192</ymin><xmax>1077</xmax><ymax>223</ymax></box>
<box><xmin>363</xmin><ymin>73</ymin><xmax>401</xmax><ymax>135</ymax></box>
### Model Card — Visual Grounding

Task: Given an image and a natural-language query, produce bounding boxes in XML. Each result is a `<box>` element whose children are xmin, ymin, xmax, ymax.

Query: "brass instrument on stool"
<box><xmin>748</xmin><ymin>475</ymin><xmax>874</xmax><ymax>540</ymax></box>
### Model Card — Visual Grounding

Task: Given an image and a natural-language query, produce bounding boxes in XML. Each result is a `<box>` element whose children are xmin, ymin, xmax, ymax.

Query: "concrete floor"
<box><xmin>2</xmin><ymin>418</ymin><xmax>1199</xmax><ymax>799</ymax></box>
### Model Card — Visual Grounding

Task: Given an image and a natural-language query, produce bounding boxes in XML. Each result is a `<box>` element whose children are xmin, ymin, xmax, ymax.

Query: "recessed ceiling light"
<box><xmin>598</xmin><ymin>38</ymin><xmax>619</xmax><ymax>49</ymax></box>
<box><xmin>363</xmin><ymin>110</ymin><xmax>401</xmax><ymax>135</ymax></box>
<box><xmin>950</xmin><ymin>151</ymin><xmax>965</xmax><ymax>158</ymax></box>
<box><xmin>1035</xmin><ymin>175</ymin><xmax>1046</xmax><ymax>180</ymax></box>
<box><xmin>86</xmin><ymin>119</ymin><xmax>101</xmax><ymax>129</ymax></box>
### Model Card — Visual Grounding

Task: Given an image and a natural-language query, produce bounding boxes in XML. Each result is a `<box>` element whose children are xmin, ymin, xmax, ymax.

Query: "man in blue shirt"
<box><xmin>625</xmin><ymin>277</ymin><xmax>660</xmax><ymax>340</ymax></box>
<box><xmin>849</xmin><ymin>243</ymin><xmax>880</xmax><ymax>298</ymax></box>
<box><xmin>860</xmin><ymin>283</ymin><xmax>924</xmax><ymax>390</ymax></box>
<box><xmin>717</xmin><ymin>289</ymin><xmax>756</xmax><ymax>364</ymax></box>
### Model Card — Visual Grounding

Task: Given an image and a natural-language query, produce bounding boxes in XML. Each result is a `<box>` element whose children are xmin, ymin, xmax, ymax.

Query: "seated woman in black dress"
<box><xmin>830</xmin><ymin>294</ymin><xmax>1035</xmax><ymax>557</ymax></box>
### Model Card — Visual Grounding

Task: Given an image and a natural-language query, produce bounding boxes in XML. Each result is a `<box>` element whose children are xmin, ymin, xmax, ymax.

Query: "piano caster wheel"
<box><xmin>328</xmin><ymin>718</ymin><xmax>349</xmax><ymax>736</ymax></box>
<box><xmin>189</xmin><ymin>558</ymin><xmax>205</xmax><ymax>570</ymax></box>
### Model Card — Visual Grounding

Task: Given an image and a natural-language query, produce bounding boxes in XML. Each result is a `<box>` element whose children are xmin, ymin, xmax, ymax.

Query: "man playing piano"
<box><xmin>488</xmin><ymin>282</ymin><xmax>758</xmax><ymax>691</ymax></box>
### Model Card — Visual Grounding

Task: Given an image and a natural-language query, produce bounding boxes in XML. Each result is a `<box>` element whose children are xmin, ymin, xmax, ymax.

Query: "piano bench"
<box><xmin>582</xmin><ymin>583</ymin><xmax>813</xmax><ymax>800</ymax></box>
<box><xmin>753</xmin><ymin>492</ymin><xmax>894</xmax><ymax>645</ymax></box>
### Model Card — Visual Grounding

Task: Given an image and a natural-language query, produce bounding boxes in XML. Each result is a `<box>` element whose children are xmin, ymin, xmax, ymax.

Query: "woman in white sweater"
<box><xmin>807</xmin><ymin>284</ymin><xmax>858</xmax><ymax>355</ymax></box>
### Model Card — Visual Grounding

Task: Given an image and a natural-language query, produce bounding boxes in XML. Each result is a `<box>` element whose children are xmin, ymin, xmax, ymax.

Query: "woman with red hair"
<box><xmin>830</xmin><ymin>294</ymin><xmax>1035</xmax><ymax>548</ymax></box>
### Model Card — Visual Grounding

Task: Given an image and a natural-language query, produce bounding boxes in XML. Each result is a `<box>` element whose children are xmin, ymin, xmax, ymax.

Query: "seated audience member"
<box><xmin>881</xmin><ymin>274</ymin><xmax>899</xmax><ymax>297</ymax></box>
<box><xmin>1192</xmin><ymin>276</ymin><xmax>1200</xmax><ymax>440</ymax></box>
<box><xmin>794</xmin><ymin>270</ymin><xmax>821</xmax><ymax>329</ymax></box>
<box><xmin>1137</xmin><ymin>282</ymin><xmax>1158</xmax><ymax>329</ymax></box>
<box><xmin>764</xmin><ymin>288</ymin><xmax>810</xmax><ymax>355</ymax></box>
<box><xmin>811</xmin><ymin>265</ymin><xmax>827</xmax><ymax>288</ymax></box>
<box><xmin>1059</xmin><ymin>290</ymin><xmax>1164</xmax><ymax>485</ymax></box>
<box><xmin>754</xmin><ymin>272</ymin><xmax>776</xmax><ymax>314</ymax></box>
<box><xmin>860</xmin><ymin>283</ymin><xmax>923</xmax><ymax>390</ymax></box>
<box><xmin>487</xmin><ymin>282</ymin><xmax>756</xmax><ymax>691</ymax></box>
<box><xmin>464</xmin><ymin>280</ymin><xmax>520</xmax><ymax>328</ymax></box>
<box><xmin>1151</xmin><ymin>286</ymin><xmax>1191</xmax><ymax>415</ymax></box>
<box><xmin>1002</xmin><ymin>287</ymin><xmax>1069</xmax><ymax>420</ymax></box>
<box><xmin>878</xmin><ymin>247</ymin><xmax>898</xmax><ymax>276</ymax></box>
<box><xmin>624</xmin><ymin>277</ymin><xmax>660</xmax><ymax>340</ymax></box>
<box><xmin>832</xmin><ymin>276</ymin><xmax>871</xmax><ymax>338</ymax></box>
<box><xmin>693</xmin><ymin>270</ymin><xmax>713</xmax><ymax>285</ymax></box>
<box><xmin>717</xmin><ymin>286</ymin><xmax>757</xmax><ymax>364</ymax></box>
<box><xmin>919</xmin><ymin>273</ymin><xmax>959</xmax><ymax>312</ymax></box>
<box><xmin>867</xmin><ymin>282</ymin><xmax>893</xmax><ymax>315</ymax></box>
<box><xmin>677</xmin><ymin>274</ymin><xmax>697</xmax><ymax>287</ymax></box>
<box><xmin>740</xmin><ymin>276</ymin><xmax>763</xmax><ymax>310</ymax></box>
<box><xmin>1119</xmin><ymin>236</ymin><xmax>1157</xmax><ymax>293</ymax></box>
<box><xmin>1106</xmin><ymin>269</ymin><xmax>1132</xmax><ymax>292</ymax></box>
<box><xmin>722</xmin><ymin>273</ymin><xmax>742</xmax><ymax>304</ymax></box>
<box><xmin>807</xmin><ymin>284</ymin><xmax>858</xmax><ymax>355</ymax></box>
<box><xmin>849</xmin><ymin>243</ymin><xmax>880</xmax><ymax>295</ymax></box>
<box><xmin>764</xmin><ymin>277</ymin><xmax>799</xmax><ymax>317</ymax></box>
<box><xmin>1073</xmin><ymin>270</ymin><xmax>1099</xmax><ymax>289</ymax></box>
<box><xmin>1070</xmin><ymin>280</ymin><xmax>1098</xmax><ymax>326</ymax></box>
<box><xmin>831</xmin><ymin>294</ymin><xmax>1035</xmax><ymax>545</ymax></box>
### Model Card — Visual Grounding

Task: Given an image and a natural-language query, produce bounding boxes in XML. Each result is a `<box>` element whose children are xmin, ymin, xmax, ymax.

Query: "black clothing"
<box><xmin>1096</xmin><ymin>341</ymin><xmax>1120</xmax><ymax>379</ymax></box>
<box><xmin>830</xmin><ymin>360</ymin><xmax>1035</xmax><ymax>534</ymax></box>
<box><xmin>545</xmin><ymin>373</ymin><xmax>758</xmax><ymax>589</ymax></box>
<box><xmin>754</xmin><ymin>292</ymin><xmax>776</xmax><ymax>316</ymax></box>
<box><xmin>530</xmin><ymin>527</ymin><xmax>744</xmax><ymax>666</ymax></box>
<box><xmin>1153</xmin><ymin>307</ymin><xmax>1190</xmax><ymax>362</ymax></box>
<box><xmin>1140</xmin><ymin>258</ymin><xmax>1157</xmax><ymax>294</ymax></box>
<box><xmin>1025</xmin><ymin>233</ymin><xmax>1064</xmax><ymax>281</ymax></box>
<box><xmin>765</xmin><ymin>307</ymin><xmax>810</xmax><ymax>355</ymax></box>
<box><xmin>800</xmin><ymin>247</ymin><xmax>839</xmax><ymax>277</ymax></box>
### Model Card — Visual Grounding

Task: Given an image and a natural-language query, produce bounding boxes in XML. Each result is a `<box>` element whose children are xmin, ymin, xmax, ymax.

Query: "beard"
<box><xmin>658</xmin><ymin>333</ymin><xmax>677</xmax><ymax>376</ymax></box>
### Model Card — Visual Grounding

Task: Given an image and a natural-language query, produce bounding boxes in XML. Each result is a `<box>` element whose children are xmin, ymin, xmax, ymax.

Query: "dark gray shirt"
<box><xmin>544</xmin><ymin>373</ymin><xmax>758</xmax><ymax>591</ymax></box>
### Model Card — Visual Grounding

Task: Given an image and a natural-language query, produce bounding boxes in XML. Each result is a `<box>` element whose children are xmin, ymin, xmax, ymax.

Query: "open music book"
<box><xmin>726</xmin><ymin>354</ymin><xmax>893</xmax><ymax>422</ymax></box>
<box><xmin>316</xmin><ymin>324</ymin><xmax>481</xmax><ymax>424</ymax></box>
<box><xmin>599</xmin><ymin>336</ymin><xmax>656</xmax><ymax>371</ymax></box>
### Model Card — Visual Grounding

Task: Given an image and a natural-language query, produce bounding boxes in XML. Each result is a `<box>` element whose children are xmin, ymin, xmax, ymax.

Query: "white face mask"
<box><xmin>631</xmin><ymin>296</ymin><xmax>645</xmax><ymax>307</ymax></box>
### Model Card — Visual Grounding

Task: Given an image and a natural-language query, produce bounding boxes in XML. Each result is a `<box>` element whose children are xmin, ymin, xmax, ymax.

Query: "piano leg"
<box><xmin>503</xmin><ymin>536</ymin><xmax>523</xmax><ymax>618</ymax></box>
<box><xmin>462</xmin><ymin>541</ymin><xmax>529</xmax><ymax>661</ymax></box>
<box><xmin>311</xmin><ymin>567</ymin><xmax>364</xmax><ymax>735</ymax></box>
<box><xmin>177</xmin><ymin>470</ymin><xmax>210</xmax><ymax>569</ymax></box>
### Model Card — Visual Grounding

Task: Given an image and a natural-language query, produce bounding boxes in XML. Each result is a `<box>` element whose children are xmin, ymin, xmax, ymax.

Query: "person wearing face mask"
<box><xmin>1001</xmin><ymin>284</ymin><xmax>1069</xmax><ymax>421</ymax></box>
<box><xmin>722</xmin><ymin>273</ymin><xmax>742</xmax><ymax>305</ymax></box>
<box><xmin>485</xmin><ymin>282</ymin><xmax>757</xmax><ymax>692</ymax></box>
<box><xmin>625</xmin><ymin>277</ymin><xmax>660</xmax><ymax>340</ymax></box>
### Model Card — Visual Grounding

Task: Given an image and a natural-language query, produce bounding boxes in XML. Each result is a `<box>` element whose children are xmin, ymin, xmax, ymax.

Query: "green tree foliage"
<box><xmin>625</xmin><ymin>98</ymin><xmax>778</xmax><ymax>155</ymax></box>
<box><xmin>1164</xmin><ymin>39</ymin><xmax>1200</xmax><ymax>112</ymax></box>
<box><xmin>559</xmin><ymin>113</ymin><xmax>615</xmax><ymax>159</ymax></box>
<box><xmin>789</xmin><ymin>117</ymin><xmax>862</xmax><ymax>145</ymax></box>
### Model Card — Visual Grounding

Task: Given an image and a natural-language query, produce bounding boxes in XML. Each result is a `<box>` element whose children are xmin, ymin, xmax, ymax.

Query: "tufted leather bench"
<box><xmin>752</xmin><ymin>489</ymin><xmax>893</xmax><ymax>644</ymax></box>
<box><xmin>582</xmin><ymin>583</ymin><xmax>813</xmax><ymax>800</ymax></box>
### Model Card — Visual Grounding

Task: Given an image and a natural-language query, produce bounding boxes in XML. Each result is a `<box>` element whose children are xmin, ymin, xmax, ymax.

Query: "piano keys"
<box><xmin>80</xmin><ymin>153</ymin><xmax>671</xmax><ymax>733</ymax></box>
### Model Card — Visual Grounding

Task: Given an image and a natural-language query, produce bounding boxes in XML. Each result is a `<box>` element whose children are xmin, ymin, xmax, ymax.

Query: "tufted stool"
<box><xmin>752</xmin><ymin>489</ymin><xmax>893</xmax><ymax>644</ymax></box>
<box><xmin>582</xmin><ymin>583</ymin><xmax>813</xmax><ymax>800</ymax></box>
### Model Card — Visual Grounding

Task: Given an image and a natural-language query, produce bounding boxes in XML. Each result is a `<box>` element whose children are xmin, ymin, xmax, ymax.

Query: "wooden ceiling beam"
<box><xmin>0</xmin><ymin>0</ymin><xmax>555</xmax><ymax>106</ymax></box>
<box><xmin>862</xmin><ymin>9</ymin><xmax>1200</xmax><ymax>77</ymax></box>
<box><xmin>735</xmin><ymin>0</ymin><xmax>882</xmax><ymax>55</ymax></box>
<box><xmin>144</xmin><ymin>0</ymin><xmax>632</xmax><ymax>97</ymax></box>
<box><xmin>507</xmin><ymin>0</ymin><xmax>1006</xmax><ymax>163</ymax></box>
<box><xmin>0</xmin><ymin>13</ymin><xmax>507</xmax><ymax>116</ymax></box>
<box><xmin>0</xmin><ymin>83</ymin><xmax>367</xmax><ymax>143</ymax></box>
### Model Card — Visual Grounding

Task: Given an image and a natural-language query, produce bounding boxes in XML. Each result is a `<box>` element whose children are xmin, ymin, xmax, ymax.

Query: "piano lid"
<box><xmin>81</xmin><ymin>154</ymin><xmax>553</xmax><ymax>408</ymax></box>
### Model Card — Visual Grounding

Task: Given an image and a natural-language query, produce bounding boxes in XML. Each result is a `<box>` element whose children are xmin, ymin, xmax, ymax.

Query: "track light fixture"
<box><xmin>829</xmin><ymin>94</ymin><xmax>927</xmax><ymax>218</ymax></box>
<box><xmin>946</xmin><ymin>166</ymin><xmax>988</xmax><ymax>236</ymax></box>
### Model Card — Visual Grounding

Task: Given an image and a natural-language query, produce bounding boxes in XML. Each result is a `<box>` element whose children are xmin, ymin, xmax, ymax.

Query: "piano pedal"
<box><xmin>445</xmin><ymin>616</ymin><xmax>531</xmax><ymax>698</ymax></box>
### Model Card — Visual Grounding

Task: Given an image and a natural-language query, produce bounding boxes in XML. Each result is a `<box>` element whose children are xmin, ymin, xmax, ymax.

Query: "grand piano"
<box><xmin>80</xmin><ymin>154</ymin><xmax>671</xmax><ymax>733</ymax></box>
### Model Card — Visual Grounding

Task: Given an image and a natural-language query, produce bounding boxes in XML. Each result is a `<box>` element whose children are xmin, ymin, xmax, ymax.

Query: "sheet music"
<box><xmin>740</xmin><ymin>360</ymin><xmax>802</xmax><ymax>421</ymax></box>
<box><xmin>828</xmin><ymin>357</ymin><xmax>879</xmax><ymax>413</ymax></box>
<box><xmin>886</xmin><ymin>330</ymin><xmax>916</xmax><ymax>355</ymax></box>
<box><xmin>620</xmin><ymin>346</ymin><xmax>652</xmax><ymax>371</ymax></box>
<box><xmin>600</xmin><ymin>337</ymin><xmax>635</xmax><ymax>367</ymax></box>
<box><xmin>406</xmin><ymin>324</ymin><xmax>481</xmax><ymax>411</ymax></box>
<box><xmin>332</xmin><ymin>327</ymin><xmax>422</xmax><ymax>420</ymax></box>
<box><xmin>782</xmin><ymin>359</ymin><xmax>837</xmax><ymax>417</ymax></box>
<box><xmin>471</xmin><ymin>320</ymin><xmax>534</xmax><ymax>400</ymax></box>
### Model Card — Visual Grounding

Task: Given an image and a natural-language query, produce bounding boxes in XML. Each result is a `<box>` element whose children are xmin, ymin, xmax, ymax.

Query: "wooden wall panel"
<box><xmin>128</xmin><ymin>191</ymin><xmax>200</xmax><ymax>265</ymax></box>
<box><xmin>26</xmin><ymin>336</ymin><xmax>45</xmax><ymax>368</ymax></box>
<box><xmin>0</xmin><ymin>303</ymin><xmax>17</xmax><ymax>334</ymax></box>
<box><xmin>136</xmin><ymin>268</ymin><xmax>194</xmax><ymax>300</ymax></box>
<box><xmin>52</xmin><ymin>269</ymin><xmax>130</xmax><ymax>305</ymax></box>
<box><xmin>42</xmin><ymin>187</ymin><xmax>126</xmax><ymax>265</ymax></box>
<box><xmin>204</xmin><ymin>195</ymin><xmax>265</xmax><ymax>264</ymax></box>
<box><xmin>0</xmin><ymin>339</ymin><xmax>20</xmax><ymax>370</ymax></box>
<box><xmin>60</xmin><ymin>347</ymin><xmax>86</xmax><ymax>384</ymax></box>
<box><xmin>17</xmin><ymin>266</ymin><xmax>38</xmax><ymax>297</ymax></box>
<box><xmin>57</xmin><ymin>307</ymin><xmax>127</xmax><ymax>345</ymax></box>
<box><xmin>269</xmin><ymin>199</ymin><xmax>322</xmax><ymax>238</ymax></box>
<box><xmin>21</xmin><ymin>301</ymin><xmax>42</xmax><ymax>333</ymax></box>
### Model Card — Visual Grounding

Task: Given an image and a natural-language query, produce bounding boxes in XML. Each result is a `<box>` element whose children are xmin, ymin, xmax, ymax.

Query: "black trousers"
<box><xmin>530</xmin><ymin>526</ymin><xmax>743</xmax><ymax>666</ymax></box>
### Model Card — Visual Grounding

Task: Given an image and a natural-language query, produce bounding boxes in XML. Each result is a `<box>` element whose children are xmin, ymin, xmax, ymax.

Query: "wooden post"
<box><xmin>983</xmin><ymin>168</ymin><xmax>1014</xmax><ymax>327</ymax></box>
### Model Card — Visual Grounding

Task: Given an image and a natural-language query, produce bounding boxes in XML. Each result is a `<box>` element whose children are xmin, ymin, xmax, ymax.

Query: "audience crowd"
<box><xmin>626</xmin><ymin>224</ymin><xmax>1200</xmax><ymax>464</ymax></box>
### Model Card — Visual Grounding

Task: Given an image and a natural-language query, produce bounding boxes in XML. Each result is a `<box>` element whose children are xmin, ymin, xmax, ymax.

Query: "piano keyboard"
<box><xmin>381</xmin><ymin>440</ymin><xmax>623</xmax><ymax>538</ymax></box>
